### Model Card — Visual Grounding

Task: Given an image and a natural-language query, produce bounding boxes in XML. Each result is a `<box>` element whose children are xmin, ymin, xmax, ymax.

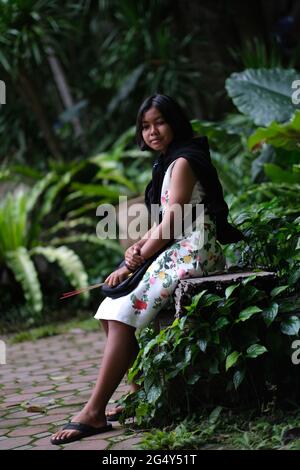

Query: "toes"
<box><xmin>52</xmin><ymin>429</ymin><xmax>79</xmax><ymax>442</ymax></box>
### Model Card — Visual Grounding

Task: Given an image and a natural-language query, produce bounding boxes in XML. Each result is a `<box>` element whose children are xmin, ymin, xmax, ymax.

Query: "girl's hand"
<box><xmin>104</xmin><ymin>265</ymin><xmax>131</xmax><ymax>287</ymax></box>
<box><xmin>125</xmin><ymin>244</ymin><xmax>145</xmax><ymax>271</ymax></box>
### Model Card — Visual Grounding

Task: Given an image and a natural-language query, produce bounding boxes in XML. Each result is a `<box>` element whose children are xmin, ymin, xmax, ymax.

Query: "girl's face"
<box><xmin>141</xmin><ymin>106</ymin><xmax>174</xmax><ymax>154</ymax></box>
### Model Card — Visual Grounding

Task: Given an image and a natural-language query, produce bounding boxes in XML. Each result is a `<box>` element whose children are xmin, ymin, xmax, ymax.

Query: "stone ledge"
<box><xmin>155</xmin><ymin>269</ymin><xmax>277</xmax><ymax>331</ymax></box>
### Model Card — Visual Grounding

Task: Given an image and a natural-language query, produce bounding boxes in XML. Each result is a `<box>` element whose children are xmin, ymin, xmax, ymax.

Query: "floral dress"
<box><xmin>94</xmin><ymin>160</ymin><xmax>226</xmax><ymax>329</ymax></box>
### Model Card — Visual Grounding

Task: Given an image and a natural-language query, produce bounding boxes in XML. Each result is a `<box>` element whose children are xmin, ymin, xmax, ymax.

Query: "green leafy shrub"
<box><xmin>227</xmin><ymin>188</ymin><xmax>300</xmax><ymax>282</ymax></box>
<box><xmin>121</xmin><ymin>277</ymin><xmax>300</xmax><ymax>427</ymax></box>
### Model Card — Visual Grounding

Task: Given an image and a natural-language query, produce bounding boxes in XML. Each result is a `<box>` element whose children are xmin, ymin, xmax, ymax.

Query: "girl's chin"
<box><xmin>150</xmin><ymin>142</ymin><xmax>164</xmax><ymax>151</ymax></box>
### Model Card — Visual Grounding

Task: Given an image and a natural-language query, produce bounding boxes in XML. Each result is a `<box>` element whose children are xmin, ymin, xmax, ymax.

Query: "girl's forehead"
<box><xmin>142</xmin><ymin>107</ymin><xmax>163</xmax><ymax>121</ymax></box>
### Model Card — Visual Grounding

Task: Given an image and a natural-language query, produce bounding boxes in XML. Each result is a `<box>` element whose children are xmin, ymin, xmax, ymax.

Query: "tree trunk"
<box><xmin>46</xmin><ymin>45</ymin><xmax>85</xmax><ymax>142</ymax></box>
<box><xmin>16</xmin><ymin>67</ymin><xmax>62</xmax><ymax>160</ymax></box>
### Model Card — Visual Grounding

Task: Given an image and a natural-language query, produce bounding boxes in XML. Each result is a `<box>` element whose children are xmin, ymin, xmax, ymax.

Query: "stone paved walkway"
<box><xmin>0</xmin><ymin>328</ymin><xmax>144</xmax><ymax>450</ymax></box>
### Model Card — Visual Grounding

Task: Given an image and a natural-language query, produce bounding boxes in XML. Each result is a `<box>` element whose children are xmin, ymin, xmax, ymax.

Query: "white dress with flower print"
<box><xmin>94</xmin><ymin>160</ymin><xmax>226</xmax><ymax>329</ymax></box>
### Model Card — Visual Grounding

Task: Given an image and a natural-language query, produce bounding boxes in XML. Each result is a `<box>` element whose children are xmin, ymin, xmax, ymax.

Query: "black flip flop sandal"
<box><xmin>50</xmin><ymin>421</ymin><xmax>112</xmax><ymax>445</ymax></box>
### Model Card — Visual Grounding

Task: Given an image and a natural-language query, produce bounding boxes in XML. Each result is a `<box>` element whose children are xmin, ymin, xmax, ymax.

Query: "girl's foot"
<box><xmin>51</xmin><ymin>407</ymin><xmax>108</xmax><ymax>444</ymax></box>
<box><xmin>106</xmin><ymin>405</ymin><xmax>124</xmax><ymax>421</ymax></box>
<box><xmin>105</xmin><ymin>382</ymin><xmax>139</xmax><ymax>421</ymax></box>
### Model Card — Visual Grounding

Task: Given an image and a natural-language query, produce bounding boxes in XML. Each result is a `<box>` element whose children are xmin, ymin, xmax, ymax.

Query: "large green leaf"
<box><xmin>263</xmin><ymin>163</ymin><xmax>300</xmax><ymax>184</ymax></box>
<box><xmin>5</xmin><ymin>247</ymin><xmax>43</xmax><ymax>314</ymax></box>
<box><xmin>233</xmin><ymin>369</ymin><xmax>246</xmax><ymax>390</ymax></box>
<box><xmin>280</xmin><ymin>316</ymin><xmax>300</xmax><ymax>336</ymax></box>
<box><xmin>225</xmin><ymin>350</ymin><xmax>241</xmax><ymax>371</ymax></box>
<box><xmin>236</xmin><ymin>306</ymin><xmax>262</xmax><ymax>322</ymax></box>
<box><xmin>262</xmin><ymin>302</ymin><xmax>279</xmax><ymax>327</ymax></box>
<box><xmin>246</xmin><ymin>344</ymin><xmax>267</xmax><ymax>358</ymax></box>
<box><xmin>226</xmin><ymin>68</ymin><xmax>300</xmax><ymax>126</ymax></box>
<box><xmin>248</xmin><ymin>111</ymin><xmax>300</xmax><ymax>151</ymax></box>
<box><xmin>31</xmin><ymin>245</ymin><xmax>89</xmax><ymax>300</ymax></box>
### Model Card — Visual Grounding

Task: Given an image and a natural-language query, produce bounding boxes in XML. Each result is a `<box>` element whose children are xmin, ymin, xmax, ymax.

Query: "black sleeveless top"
<box><xmin>144</xmin><ymin>136</ymin><xmax>245</xmax><ymax>245</ymax></box>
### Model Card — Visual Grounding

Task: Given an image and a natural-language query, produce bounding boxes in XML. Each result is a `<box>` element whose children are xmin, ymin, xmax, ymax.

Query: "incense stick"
<box><xmin>60</xmin><ymin>282</ymin><xmax>105</xmax><ymax>299</ymax></box>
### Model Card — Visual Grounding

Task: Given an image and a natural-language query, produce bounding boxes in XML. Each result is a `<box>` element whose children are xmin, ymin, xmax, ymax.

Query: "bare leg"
<box><xmin>101</xmin><ymin>319</ymin><xmax>139</xmax><ymax>419</ymax></box>
<box><xmin>105</xmin><ymin>322</ymin><xmax>140</xmax><ymax>418</ymax></box>
<box><xmin>100</xmin><ymin>319</ymin><xmax>109</xmax><ymax>336</ymax></box>
<box><xmin>51</xmin><ymin>320</ymin><xmax>139</xmax><ymax>442</ymax></box>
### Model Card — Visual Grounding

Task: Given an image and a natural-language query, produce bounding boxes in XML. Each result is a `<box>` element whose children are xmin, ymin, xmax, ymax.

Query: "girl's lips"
<box><xmin>151</xmin><ymin>139</ymin><xmax>161</xmax><ymax>144</ymax></box>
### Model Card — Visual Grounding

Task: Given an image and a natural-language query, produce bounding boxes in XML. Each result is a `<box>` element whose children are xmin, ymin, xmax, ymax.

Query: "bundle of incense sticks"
<box><xmin>60</xmin><ymin>282</ymin><xmax>105</xmax><ymax>299</ymax></box>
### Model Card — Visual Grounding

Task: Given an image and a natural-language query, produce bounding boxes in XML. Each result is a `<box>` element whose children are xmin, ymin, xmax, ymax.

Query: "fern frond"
<box><xmin>31</xmin><ymin>245</ymin><xmax>89</xmax><ymax>300</ymax></box>
<box><xmin>5</xmin><ymin>247</ymin><xmax>43</xmax><ymax>314</ymax></box>
<box><xmin>26</xmin><ymin>172</ymin><xmax>56</xmax><ymax>214</ymax></box>
<box><xmin>0</xmin><ymin>191</ymin><xmax>28</xmax><ymax>256</ymax></box>
<box><xmin>44</xmin><ymin>217</ymin><xmax>95</xmax><ymax>236</ymax></box>
<box><xmin>49</xmin><ymin>234</ymin><xmax>124</xmax><ymax>254</ymax></box>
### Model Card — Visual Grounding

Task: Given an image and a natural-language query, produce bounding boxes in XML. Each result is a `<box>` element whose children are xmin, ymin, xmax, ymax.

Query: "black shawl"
<box><xmin>144</xmin><ymin>136</ymin><xmax>245</xmax><ymax>245</ymax></box>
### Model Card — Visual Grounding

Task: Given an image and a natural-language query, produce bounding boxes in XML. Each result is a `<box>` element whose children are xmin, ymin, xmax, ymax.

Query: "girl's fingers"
<box><xmin>127</xmin><ymin>254</ymin><xmax>144</xmax><ymax>265</ymax></box>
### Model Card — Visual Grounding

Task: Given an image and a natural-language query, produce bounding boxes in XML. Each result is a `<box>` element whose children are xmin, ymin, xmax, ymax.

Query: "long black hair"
<box><xmin>135</xmin><ymin>94</ymin><xmax>194</xmax><ymax>151</ymax></box>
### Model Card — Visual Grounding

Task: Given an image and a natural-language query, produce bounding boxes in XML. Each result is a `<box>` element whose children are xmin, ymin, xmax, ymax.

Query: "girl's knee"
<box><xmin>108</xmin><ymin>319</ymin><xmax>136</xmax><ymax>333</ymax></box>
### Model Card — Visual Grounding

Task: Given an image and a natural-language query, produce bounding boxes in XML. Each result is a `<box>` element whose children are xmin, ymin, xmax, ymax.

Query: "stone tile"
<box><xmin>8</xmin><ymin>425</ymin><xmax>49</xmax><ymax>437</ymax></box>
<box><xmin>6</xmin><ymin>392</ymin><xmax>36</xmax><ymax>403</ymax></box>
<box><xmin>58</xmin><ymin>397</ymin><xmax>85</xmax><ymax>406</ymax></box>
<box><xmin>0</xmin><ymin>418</ymin><xmax>28</xmax><ymax>428</ymax></box>
<box><xmin>47</xmin><ymin>406</ymin><xmax>77</xmax><ymax>415</ymax></box>
<box><xmin>53</xmin><ymin>420</ymin><xmax>66</xmax><ymax>426</ymax></box>
<box><xmin>1</xmin><ymin>387</ymin><xmax>21</xmax><ymax>394</ymax></box>
<box><xmin>89</xmin><ymin>429</ymin><xmax>124</xmax><ymax>439</ymax></box>
<box><xmin>32</xmin><ymin>435</ymin><xmax>56</xmax><ymax>446</ymax></box>
<box><xmin>63</xmin><ymin>438</ymin><xmax>108</xmax><ymax>450</ymax></box>
<box><xmin>0</xmin><ymin>436</ymin><xmax>33</xmax><ymax>450</ymax></box>
<box><xmin>31</xmin><ymin>445</ymin><xmax>60</xmax><ymax>450</ymax></box>
<box><xmin>110</xmin><ymin>436</ymin><xmax>143</xmax><ymax>450</ymax></box>
<box><xmin>28</xmin><ymin>414</ymin><xmax>67</xmax><ymax>425</ymax></box>
<box><xmin>69</xmin><ymin>376</ymin><xmax>95</xmax><ymax>383</ymax></box>
<box><xmin>15</xmin><ymin>445</ymin><xmax>35</xmax><ymax>450</ymax></box>
<box><xmin>47</xmin><ymin>406</ymin><xmax>78</xmax><ymax>418</ymax></box>
<box><xmin>41</xmin><ymin>391</ymin><xmax>73</xmax><ymax>399</ymax></box>
<box><xmin>2</xmin><ymin>410</ymin><xmax>33</xmax><ymax>419</ymax></box>
<box><xmin>77</xmin><ymin>374</ymin><xmax>98</xmax><ymax>381</ymax></box>
<box><xmin>55</xmin><ymin>384</ymin><xmax>87</xmax><ymax>392</ymax></box>
<box><xmin>34</xmin><ymin>432</ymin><xmax>52</xmax><ymax>438</ymax></box>
<box><xmin>23</xmin><ymin>386</ymin><xmax>52</xmax><ymax>394</ymax></box>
